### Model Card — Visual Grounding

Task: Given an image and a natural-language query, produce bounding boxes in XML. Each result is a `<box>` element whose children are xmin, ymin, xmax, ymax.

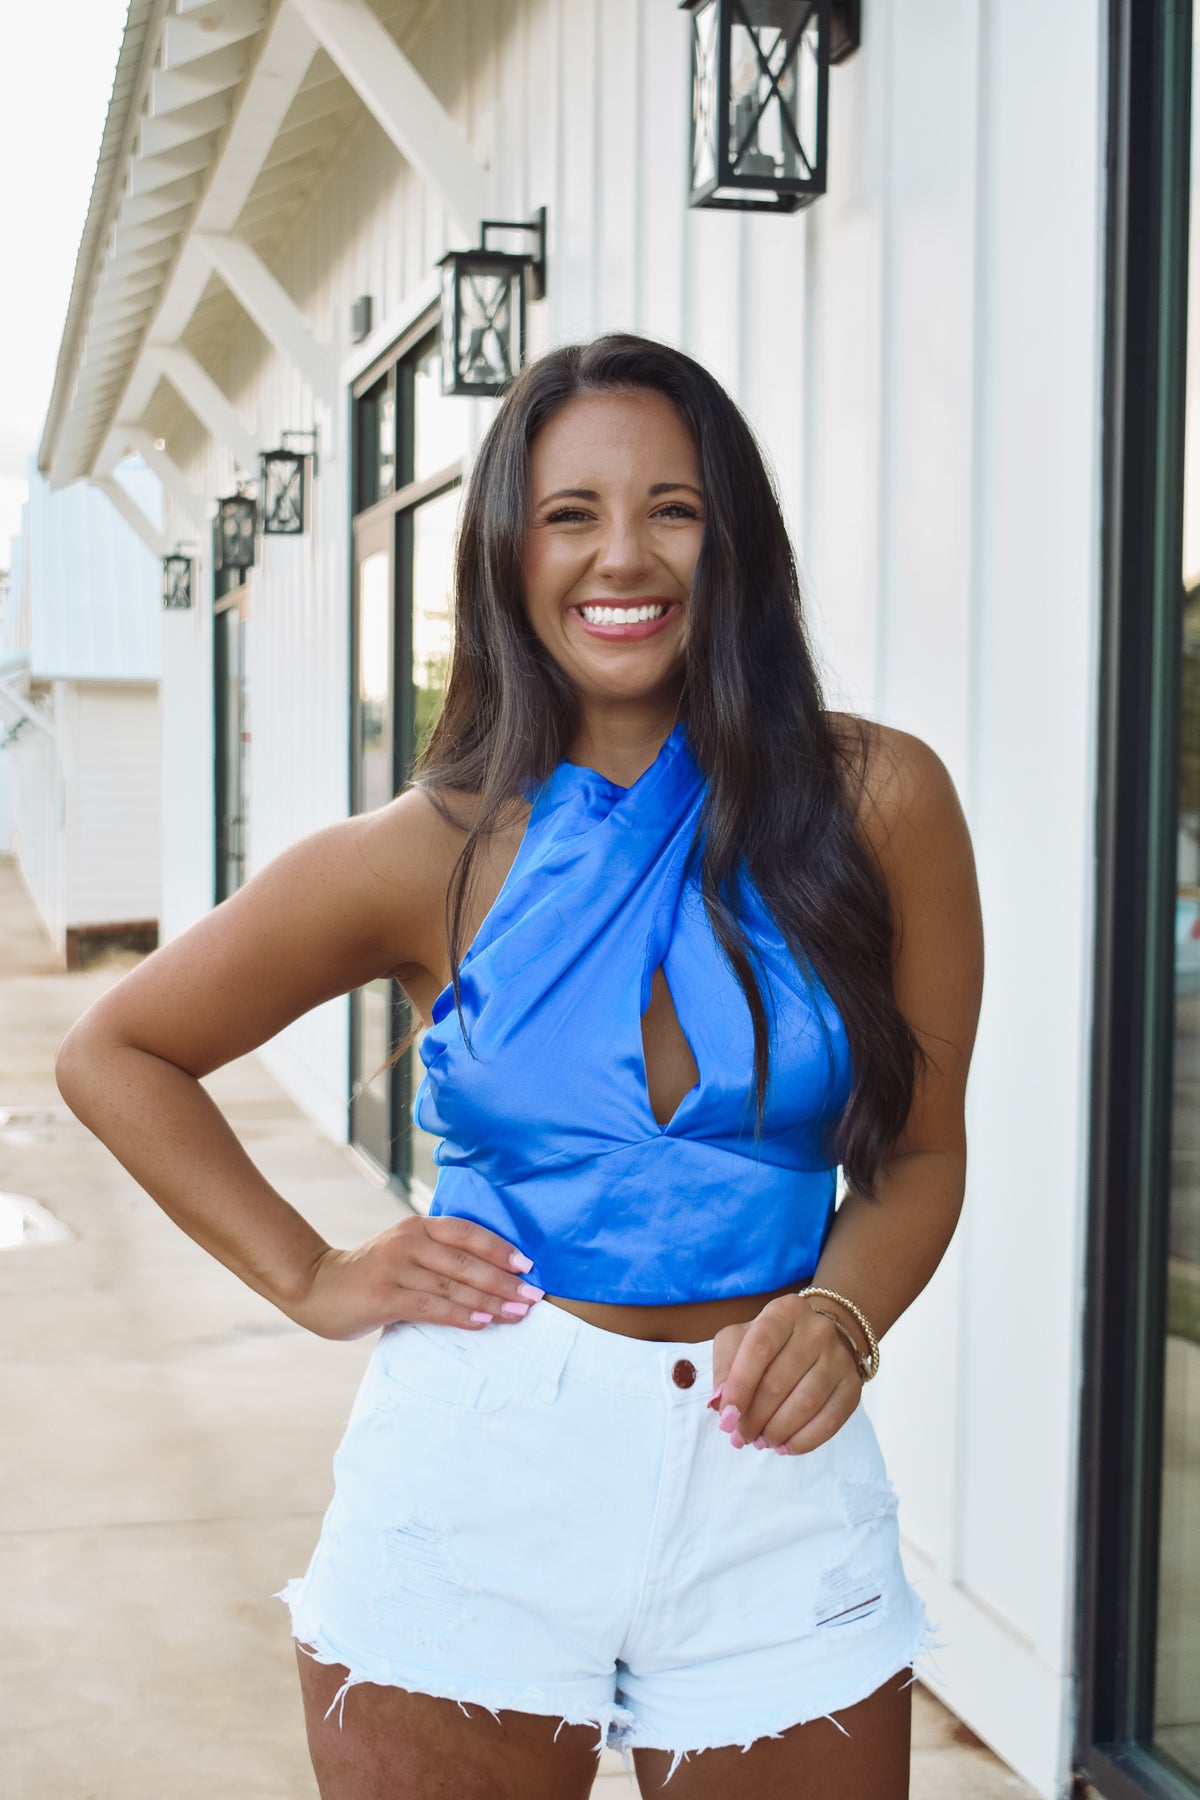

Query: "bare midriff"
<box><xmin>542</xmin><ymin>1280</ymin><xmax>804</xmax><ymax>1345</ymax></box>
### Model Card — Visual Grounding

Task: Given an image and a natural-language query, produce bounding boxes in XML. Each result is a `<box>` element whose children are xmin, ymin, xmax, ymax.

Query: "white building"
<box><xmin>2</xmin><ymin>461</ymin><xmax>162</xmax><ymax>964</ymax></box>
<box><xmin>34</xmin><ymin>4</ymin><xmax>1200</xmax><ymax>1797</ymax></box>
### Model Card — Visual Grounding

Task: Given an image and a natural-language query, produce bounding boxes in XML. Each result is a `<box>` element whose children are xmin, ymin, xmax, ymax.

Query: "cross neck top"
<box><xmin>413</xmin><ymin>721</ymin><xmax>853</xmax><ymax>1305</ymax></box>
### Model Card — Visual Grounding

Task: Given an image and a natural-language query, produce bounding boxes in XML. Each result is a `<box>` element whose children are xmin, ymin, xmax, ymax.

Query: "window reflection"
<box><xmin>358</xmin><ymin>550</ymin><xmax>392</xmax><ymax>813</ymax></box>
<box><xmin>413</xmin><ymin>339</ymin><xmax>467</xmax><ymax>481</ymax></box>
<box><xmin>412</xmin><ymin>485</ymin><xmax>460</xmax><ymax>759</ymax></box>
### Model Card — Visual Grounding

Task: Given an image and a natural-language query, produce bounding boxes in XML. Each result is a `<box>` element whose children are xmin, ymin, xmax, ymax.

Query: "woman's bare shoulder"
<box><xmin>824</xmin><ymin>711</ymin><xmax>969</xmax><ymax>868</ymax></box>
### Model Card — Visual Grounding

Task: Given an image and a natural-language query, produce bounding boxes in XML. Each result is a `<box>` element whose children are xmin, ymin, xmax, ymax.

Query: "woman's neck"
<box><xmin>566</xmin><ymin>700</ymin><xmax>683</xmax><ymax>789</ymax></box>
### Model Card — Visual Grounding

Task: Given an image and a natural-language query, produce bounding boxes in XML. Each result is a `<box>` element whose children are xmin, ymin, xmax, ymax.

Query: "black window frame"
<box><xmin>1077</xmin><ymin>1</ymin><xmax>1196</xmax><ymax>1794</ymax></box>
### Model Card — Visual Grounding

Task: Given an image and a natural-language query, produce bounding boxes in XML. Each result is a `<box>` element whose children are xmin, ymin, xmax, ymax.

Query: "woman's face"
<box><xmin>522</xmin><ymin>388</ymin><xmax>703</xmax><ymax>712</ymax></box>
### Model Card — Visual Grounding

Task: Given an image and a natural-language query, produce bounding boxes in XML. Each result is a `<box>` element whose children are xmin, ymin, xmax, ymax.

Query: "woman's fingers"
<box><xmin>292</xmin><ymin>1218</ymin><xmax>543</xmax><ymax>1337</ymax></box>
<box><xmin>712</xmin><ymin>1298</ymin><xmax>861</xmax><ymax>1450</ymax></box>
<box><xmin>769</xmin><ymin>1380</ymin><xmax>861</xmax><ymax>1455</ymax></box>
<box><xmin>394</xmin><ymin>1215</ymin><xmax>543</xmax><ymax>1326</ymax></box>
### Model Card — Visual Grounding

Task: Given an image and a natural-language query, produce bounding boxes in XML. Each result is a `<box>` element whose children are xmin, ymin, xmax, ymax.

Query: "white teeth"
<box><xmin>579</xmin><ymin>603</ymin><xmax>669</xmax><ymax>625</ymax></box>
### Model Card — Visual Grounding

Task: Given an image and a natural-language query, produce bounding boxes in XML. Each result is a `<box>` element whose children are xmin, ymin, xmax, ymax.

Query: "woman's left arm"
<box><xmin>713</xmin><ymin>726</ymin><xmax>984</xmax><ymax>1453</ymax></box>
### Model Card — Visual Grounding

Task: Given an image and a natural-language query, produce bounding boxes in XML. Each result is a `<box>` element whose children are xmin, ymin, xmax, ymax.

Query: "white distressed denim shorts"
<box><xmin>277</xmin><ymin>1295</ymin><xmax>938</xmax><ymax>1785</ymax></box>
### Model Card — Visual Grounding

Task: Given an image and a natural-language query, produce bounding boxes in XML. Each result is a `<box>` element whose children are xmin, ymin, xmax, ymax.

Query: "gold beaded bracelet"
<box><xmin>797</xmin><ymin>1286</ymin><xmax>881</xmax><ymax>1383</ymax></box>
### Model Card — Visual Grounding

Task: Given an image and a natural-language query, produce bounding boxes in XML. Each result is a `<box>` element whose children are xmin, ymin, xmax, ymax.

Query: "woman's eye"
<box><xmin>543</xmin><ymin>508</ymin><xmax>592</xmax><ymax>525</ymax></box>
<box><xmin>653</xmin><ymin>502</ymin><xmax>700</xmax><ymax>521</ymax></box>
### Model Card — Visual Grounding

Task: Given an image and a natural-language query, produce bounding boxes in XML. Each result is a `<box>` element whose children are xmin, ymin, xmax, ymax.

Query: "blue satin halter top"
<box><xmin>414</xmin><ymin>722</ymin><xmax>853</xmax><ymax>1304</ymax></box>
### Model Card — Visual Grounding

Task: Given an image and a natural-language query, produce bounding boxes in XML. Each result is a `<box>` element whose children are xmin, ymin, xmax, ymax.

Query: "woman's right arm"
<box><xmin>54</xmin><ymin>789</ymin><xmax>537</xmax><ymax>1340</ymax></box>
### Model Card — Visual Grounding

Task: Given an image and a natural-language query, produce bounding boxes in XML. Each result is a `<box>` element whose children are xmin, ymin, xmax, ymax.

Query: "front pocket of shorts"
<box><xmin>372</xmin><ymin>1320</ymin><xmax>508</xmax><ymax>1412</ymax></box>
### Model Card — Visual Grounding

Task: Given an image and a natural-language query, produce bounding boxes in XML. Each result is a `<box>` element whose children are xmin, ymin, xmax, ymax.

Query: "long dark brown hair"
<box><xmin>414</xmin><ymin>332</ymin><xmax>922</xmax><ymax>1197</ymax></box>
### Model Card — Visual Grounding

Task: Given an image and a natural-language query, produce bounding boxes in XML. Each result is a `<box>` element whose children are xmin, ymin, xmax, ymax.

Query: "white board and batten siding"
<box><xmin>157</xmin><ymin>3</ymin><xmax>1106</xmax><ymax>1791</ymax></box>
<box><xmin>57</xmin><ymin>681</ymin><xmax>161</xmax><ymax>932</ymax></box>
<box><xmin>6</xmin><ymin>464</ymin><xmax>163</xmax><ymax>954</ymax></box>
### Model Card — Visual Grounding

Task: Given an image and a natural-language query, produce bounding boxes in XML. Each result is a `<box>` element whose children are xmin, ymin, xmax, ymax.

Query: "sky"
<box><xmin>0</xmin><ymin>1</ymin><xmax>130</xmax><ymax>564</ymax></box>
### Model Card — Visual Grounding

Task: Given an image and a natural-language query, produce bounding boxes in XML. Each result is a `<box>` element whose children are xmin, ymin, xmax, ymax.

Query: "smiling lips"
<box><xmin>573</xmin><ymin>600</ymin><xmax>681</xmax><ymax>640</ymax></box>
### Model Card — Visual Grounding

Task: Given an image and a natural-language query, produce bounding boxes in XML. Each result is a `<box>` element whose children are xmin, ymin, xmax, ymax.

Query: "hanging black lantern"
<box><xmin>438</xmin><ymin>209</ymin><xmax>547</xmax><ymax>397</ymax></box>
<box><xmin>680</xmin><ymin>0</ymin><xmax>859</xmax><ymax>212</ymax></box>
<box><xmin>215</xmin><ymin>490</ymin><xmax>258</xmax><ymax>570</ymax></box>
<box><xmin>260</xmin><ymin>430</ymin><xmax>317</xmax><ymax>536</ymax></box>
<box><xmin>161</xmin><ymin>550</ymin><xmax>194</xmax><ymax>610</ymax></box>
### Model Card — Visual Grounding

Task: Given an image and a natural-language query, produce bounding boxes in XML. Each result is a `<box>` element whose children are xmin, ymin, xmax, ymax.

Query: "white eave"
<box><xmin>38</xmin><ymin>0</ymin><xmax>487</xmax><ymax>496</ymax></box>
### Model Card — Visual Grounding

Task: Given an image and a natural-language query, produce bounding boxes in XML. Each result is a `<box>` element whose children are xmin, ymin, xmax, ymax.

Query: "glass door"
<box><xmin>348</xmin><ymin>318</ymin><xmax>466</xmax><ymax>1195</ymax></box>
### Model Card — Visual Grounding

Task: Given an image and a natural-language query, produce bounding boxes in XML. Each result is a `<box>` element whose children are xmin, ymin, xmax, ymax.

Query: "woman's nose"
<box><xmin>594</xmin><ymin>521</ymin><xmax>651</xmax><ymax>581</ymax></box>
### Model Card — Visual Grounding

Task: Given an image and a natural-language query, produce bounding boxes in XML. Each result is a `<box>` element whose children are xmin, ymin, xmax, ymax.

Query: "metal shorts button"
<box><xmin>671</xmin><ymin>1358</ymin><xmax>697</xmax><ymax>1389</ymax></box>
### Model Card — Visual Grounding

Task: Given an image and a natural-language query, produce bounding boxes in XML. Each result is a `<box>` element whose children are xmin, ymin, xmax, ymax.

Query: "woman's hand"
<box><xmin>285</xmin><ymin>1214</ymin><xmax>544</xmax><ymax>1341</ymax></box>
<box><xmin>706</xmin><ymin>1294</ymin><xmax>863</xmax><ymax>1454</ymax></box>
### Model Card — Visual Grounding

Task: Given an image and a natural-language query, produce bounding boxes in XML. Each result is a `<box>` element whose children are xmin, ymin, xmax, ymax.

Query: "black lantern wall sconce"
<box><xmin>679</xmin><ymin>0</ymin><xmax>861</xmax><ymax>212</ymax></box>
<box><xmin>215</xmin><ymin>486</ymin><xmax>258</xmax><ymax>571</ymax></box>
<box><xmin>260</xmin><ymin>430</ymin><xmax>318</xmax><ymax>536</ymax></box>
<box><xmin>161</xmin><ymin>546</ymin><xmax>195</xmax><ymax>611</ymax></box>
<box><xmin>437</xmin><ymin>208</ymin><xmax>547</xmax><ymax>397</ymax></box>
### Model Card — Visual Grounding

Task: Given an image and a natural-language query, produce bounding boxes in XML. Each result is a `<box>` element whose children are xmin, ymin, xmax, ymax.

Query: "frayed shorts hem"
<box><xmin>277</xmin><ymin>1578</ymin><xmax>944</xmax><ymax>1788</ymax></box>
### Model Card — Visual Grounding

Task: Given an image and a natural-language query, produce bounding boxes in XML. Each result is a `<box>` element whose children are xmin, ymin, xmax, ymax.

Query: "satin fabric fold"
<box><xmin>414</xmin><ymin>722</ymin><xmax>853</xmax><ymax>1304</ymax></box>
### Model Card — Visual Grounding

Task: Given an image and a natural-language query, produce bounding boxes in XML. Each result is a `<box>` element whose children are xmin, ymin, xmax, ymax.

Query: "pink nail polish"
<box><xmin>706</xmin><ymin>1383</ymin><xmax>724</xmax><ymax>1409</ymax></box>
<box><xmin>501</xmin><ymin>1300</ymin><xmax>530</xmax><ymax>1317</ymax></box>
<box><xmin>718</xmin><ymin>1405</ymin><xmax>740</xmax><ymax>1433</ymax></box>
<box><xmin>509</xmin><ymin>1251</ymin><xmax>534</xmax><ymax>1273</ymax></box>
<box><xmin>470</xmin><ymin>1312</ymin><xmax>493</xmax><ymax>1324</ymax></box>
<box><xmin>517</xmin><ymin>1282</ymin><xmax>545</xmax><ymax>1300</ymax></box>
<box><xmin>753</xmin><ymin>1436</ymin><xmax>768</xmax><ymax>1450</ymax></box>
<box><xmin>775</xmin><ymin>1445</ymin><xmax>790</xmax><ymax>1456</ymax></box>
<box><xmin>729</xmin><ymin>1430</ymin><xmax>746</xmax><ymax>1449</ymax></box>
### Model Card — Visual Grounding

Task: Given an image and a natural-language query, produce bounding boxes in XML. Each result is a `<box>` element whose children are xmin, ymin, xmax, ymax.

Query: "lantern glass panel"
<box><xmin>691</xmin><ymin>0</ymin><xmax>721</xmax><ymax>194</ymax></box>
<box><xmin>262</xmin><ymin>454</ymin><xmax>306</xmax><ymax>534</ymax></box>
<box><xmin>217</xmin><ymin>496</ymin><xmax>257</xmax><ymax>570</ymax></box>
<box><xmin>457</xmin><ymin>263</ymin><xmax>520</xmax><ymax>391</ymax></box>
<box><xmin>728</xmin><ymin>0</ymin><xmax>817</xmax><ymax>187</ymax></box>
<box><xmin>440</xmin><ymin>262</ymin><xmax>458</xmax><ymax>396</ymax></box>
<box><xmin>162</xmin><ymin>555</ymin><xmax>192</xmax><ymax>610</ymax></box>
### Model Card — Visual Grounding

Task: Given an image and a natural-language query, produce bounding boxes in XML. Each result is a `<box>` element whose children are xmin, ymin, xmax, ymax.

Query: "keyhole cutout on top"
<box><xmin>640</xmin><ymin>966</ymin><xmax>700</xmax><ymax>1128</ymax></box>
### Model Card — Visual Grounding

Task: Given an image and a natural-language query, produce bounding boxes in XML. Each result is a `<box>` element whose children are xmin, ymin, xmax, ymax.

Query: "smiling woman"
<box><xmin>521</xmin><ymin>389</ymin><xmax>702</xmax><ymax>734</ymax></box>
<box><xmin>55</xmin><ymin>331</ymin><xmax>981</xmax><ymax>1800</ymax></box>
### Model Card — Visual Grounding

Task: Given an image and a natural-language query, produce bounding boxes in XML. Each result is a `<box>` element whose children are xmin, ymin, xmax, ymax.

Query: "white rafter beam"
<box><xmin>148</xmin><ymin>345</ymin><xmax>260</xmax><ymax>471</ymax></box>
<box><xmin>165</xmin><ymin>1</ymin><xmax>269</xmax><ymax>64</ymax></box>
<box><xmin>116</xmin><ymin>426</ymin><xmax>210</xmax><ymax>534</ymax></box>
<box><xmin>287</xmin><ymin>0</ymin><xmax>487</xmax><ymax>238</ymax></box>
<box><xmin>198</xmin><ymin>231</ymin><xmax>336</xmax><ymax>401</ymax></box>
<box><xmin>140</xmin><ymin>94</ymin><xmax>232</xmax><ymax>158</ymax></box>
<box><xmin>151</xmin><ymin>41</ymin><xmax>254</xmax><ymax>114</ymax></box>
<box><xmin>107</xmin><ymin>4</ymin><xmax>319</xmax><ymax>447</ymax></box>
<box><xmin>94</xmin><ymin>476</ymin><xmax>168</xmax><ymax>559</ymax></box>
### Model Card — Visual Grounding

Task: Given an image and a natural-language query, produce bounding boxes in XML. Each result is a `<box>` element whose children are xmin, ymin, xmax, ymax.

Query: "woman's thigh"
<box><xmin>631</xmin><ymin>1669</ymin><xmax>913</xmax><ymax>1800</ymax></box>
<box><xmin>296</xmin><ymin>1650</ymin><xmax>603</xmax><ymax>1800</ymax></box>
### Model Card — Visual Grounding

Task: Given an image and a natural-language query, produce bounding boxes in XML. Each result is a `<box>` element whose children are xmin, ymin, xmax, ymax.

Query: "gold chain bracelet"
<box><xmin>796</xmin><ymin>1286</ymin><xmax>881</xmax><ymax>1383</ymax></box>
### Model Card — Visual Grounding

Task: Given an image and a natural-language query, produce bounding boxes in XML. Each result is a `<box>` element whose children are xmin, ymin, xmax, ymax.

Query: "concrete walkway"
<box><xmin>0</xmin><ymin>856</ymin><xmax>1037</xmax><ymax>1798</ymax></box>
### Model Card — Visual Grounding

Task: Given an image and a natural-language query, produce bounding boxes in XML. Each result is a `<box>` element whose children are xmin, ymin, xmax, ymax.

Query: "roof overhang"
<box><xmin>38</xmin><ymin>0</ymin><xmax>488</xmax><ymax>495</ymax></box>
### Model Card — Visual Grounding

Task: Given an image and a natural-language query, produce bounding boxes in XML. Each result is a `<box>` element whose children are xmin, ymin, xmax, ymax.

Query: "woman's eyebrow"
<box><xmin>535</xmin><ymin>482</ymin><xmax>703</xmax><ymax>505</ymax></box>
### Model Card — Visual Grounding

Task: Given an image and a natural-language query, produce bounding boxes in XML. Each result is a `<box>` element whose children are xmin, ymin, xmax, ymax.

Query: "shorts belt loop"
<box><xmin>531</xmin><ymin>1311</ymin><xmax>576</xmax><ymax>1404</ymax></box>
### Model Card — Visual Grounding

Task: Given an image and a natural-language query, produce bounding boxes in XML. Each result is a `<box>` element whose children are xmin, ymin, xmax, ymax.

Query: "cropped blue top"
<box><xmin>414</xmin><ymin>721</ymin><xmax>853</xmax><ymax>1305</ymax></box>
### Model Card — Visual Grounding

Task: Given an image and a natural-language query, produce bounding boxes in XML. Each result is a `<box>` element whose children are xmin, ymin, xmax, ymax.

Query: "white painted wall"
<box><xmin>152</xmin><ymin>2</ymin><xmax>1107</xmax><ymax>1790</ymax></box>
<box><xmin>59</xmin><ymin>681</ymin><xmax>161</xmax><ymax>927</ymax></box>
<box><xmin>8</xmin><ymin>700</ymin><xmax>63</xmax><ymax>949</ymax></box>
<box><xmin>8</xmin><ymin>680</ymin><xmax>160</xmax><ymax>955</ymax></box>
